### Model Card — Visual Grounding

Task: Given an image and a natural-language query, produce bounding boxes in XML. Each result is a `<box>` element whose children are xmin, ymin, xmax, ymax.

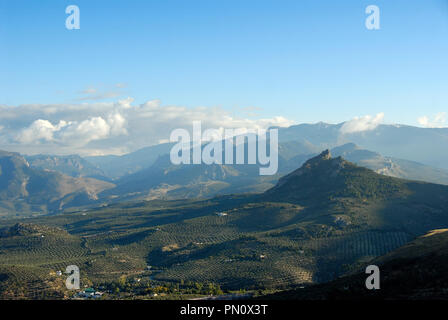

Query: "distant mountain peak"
<box><xmin>264</xmin><ymin>149</ymin><xmax>408</xmax><ymax>204</ymax></box>
<box><xmin>315</xmin><ymin>149</ymin><xmax>331</xmax><ymax>160</ymax></box>
<box><xmin>298</xmin><ymin>149</ymin><xmax>347</xmax><ymax>172</ymax></box>
<box><xmin>272</xmin><ymin>150</ymin><xmax>345</xmax><ymax>189</ymax></box>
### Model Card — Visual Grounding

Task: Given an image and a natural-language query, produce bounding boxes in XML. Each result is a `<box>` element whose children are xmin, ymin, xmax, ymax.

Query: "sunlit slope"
<box><xmin>261</xmin><ymin>229</ymin><xmax>448</xmax><ymax>300</ymax></box>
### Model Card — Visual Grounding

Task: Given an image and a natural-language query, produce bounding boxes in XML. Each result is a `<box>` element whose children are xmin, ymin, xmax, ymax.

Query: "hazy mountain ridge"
<box><xmin>83</xmin><ymin>123</ymin><xmax>448</xmax><ymax>202</ymax></box>
<box><xmin>0</xmin><ymin>150</ymin><xmax>115</xmax><ymax>217</ymax></box>
<box><xmin>25</xmin><ymin>154</ymin><xmax>109</xmax><ymax>180</ymax></box>
<box><xmin>331</xmin><ymin>143</ymin><xmax>448</xmax><ymax>185</ymax></box>
<box><xmin>85</xmin><ymin>143</ymin><xmax>174</xmax><ymax>179</ymax></box>
<box><xmin>279</xmin><ymin>123</ymin><xmax>448</xmax><ymax>170</ymax></box>
<box><xmin>2</xmin><ymin>122</ymin><xmax>448</xmax><ymax>214</ymax></box>
<box><xmin>99</xmin><ymin>141</ymin><xmax>448</xmax><ymax>203</ymax></box>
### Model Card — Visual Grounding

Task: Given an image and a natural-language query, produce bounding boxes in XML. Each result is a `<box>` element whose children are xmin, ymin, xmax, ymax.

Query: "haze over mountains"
<box><xmin>25</xmin><ymin>154</ymin><xmax>109</xmax><ymax>180</ymax></box>
<box><xmin>279</xmin><ymin>123</ymin><xmax>448</xmax><ymax>171</ymax></box>
<box><xmin>1</xmin><ymin>122</ymin><xmax>448</xmax><ymax>217</ymax></box>
<box><xmin>85</xmin><ymin>143</ymin><xmax>174</xmax><ymax>179</ymax></box>
<box><xmin>0</xmin><ymin>151</ymin><xmax>114</xmax><ymax>217</ymax></box>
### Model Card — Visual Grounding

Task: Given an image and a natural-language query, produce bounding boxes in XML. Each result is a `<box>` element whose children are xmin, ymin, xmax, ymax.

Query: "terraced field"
<box><xmin>0</xmin><ymin>265</ymin><xmax>67</xmax><ymax>299</ymax></box>
<box><xmin>0</xmin><ymin>196</ymin><xmax>417</xmax><ymax>296</ymax></box>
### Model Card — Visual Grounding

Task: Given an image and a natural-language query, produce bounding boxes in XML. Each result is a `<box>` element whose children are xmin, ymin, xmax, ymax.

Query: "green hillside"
<box><xmin>1</xmin><ymin>151</ymin><xmax>448</xmax><ymax>299</ymax></box>
<box><xmin>265</xmin><ymin>149</ymin><xmax>409</xmax><ymax>204</ymax></box>
<box><xmin>261</xmin><ymin>229</ymin><xmax>448</xmax><ymax>300</ymax></box>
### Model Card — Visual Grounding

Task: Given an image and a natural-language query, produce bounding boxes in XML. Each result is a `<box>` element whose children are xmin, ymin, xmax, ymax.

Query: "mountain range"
<box><xmin>25</xmin><ymin>154</ymin><xmax>109</xmax><ymax>180</ymax></box>
<box><xmin>279</xmin><ymin>123</ymin><xmax>448</xmax><ymax>170</ymax></box>
<box><xmin>1</xmin><ymin>122</ymin><xmax>448</xmax><ymax>217</ymax></box>
<box><xmin>0</xmin><ymin>150</ymin><xmax>114</xmax><ymax>217</ymax></box>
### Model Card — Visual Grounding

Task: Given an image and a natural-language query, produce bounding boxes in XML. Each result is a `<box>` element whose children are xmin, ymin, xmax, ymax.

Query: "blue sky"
<box><xmin>0</xmin><ymin>0</ymin><xmax>447</xmax><ymax>128</ymax></box>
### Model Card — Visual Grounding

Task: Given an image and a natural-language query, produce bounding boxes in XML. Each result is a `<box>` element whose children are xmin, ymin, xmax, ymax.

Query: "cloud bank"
<box><xmin>0</xmin><ymin>99</ymin><xmax>294</xmax><ymax>156</ymax></box>
<box><xmin>340</xmin><ymin>112</ymin><xmax>385</xmax><ymax>134</ymax></box>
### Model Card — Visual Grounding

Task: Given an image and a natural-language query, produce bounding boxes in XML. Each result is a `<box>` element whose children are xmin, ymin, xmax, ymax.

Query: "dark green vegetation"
<box><xmin>0</xmin><ymin>224</ymin><xmax>81</xmax><ymax>299</ymax></box>
<box><xmin>261</xmin><ymin>229</ymin><xmax>448</xmax><ymax>300</ymax></box>
<box><xmin>96</xmin><ymin>277</ymin><xmax>225</xmax><ymax>300</ymax></box>
<box><xmin>1</xmin><ymin>151</ymin><xmax>448</xmax><ymax>299</ymax></box>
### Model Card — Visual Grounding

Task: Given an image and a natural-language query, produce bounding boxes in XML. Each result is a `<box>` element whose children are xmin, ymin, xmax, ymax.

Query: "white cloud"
<box><xmin>418</xmin><ymin>112</ymin><xmax>447</xmax><ymax>128</ymax></box>
<box><xmin>60</xmin><ymin>117</ymin><xmax>111</xmax><ymax>145</ymax></box>
<box><xmin>107</xmin><ymin>112</ymin><xmax>128</xmax><ymax>136</ymax></box>
<box><xmin>116</xmin><ymin>97</ymin><xmax>134</xmax><ymax>109</ymax></box>
<box><xmin>340</xmin><ymin>112</ymin><xmax>385</xmax><ymax>134</ymax></box>
<box><xmin>17</xmin><ymin>119</ymin><xmax>68</xmax><ymax>144</ymax></box>
<box><xmin>17</xmin><ymin>112</ymin><xmax>127</xmax><ymax>147</ymax></box>
<box><xmin>0</xmin><ymin>99</ymin><xmax>294</xmax><ymax>156</ymax></box>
